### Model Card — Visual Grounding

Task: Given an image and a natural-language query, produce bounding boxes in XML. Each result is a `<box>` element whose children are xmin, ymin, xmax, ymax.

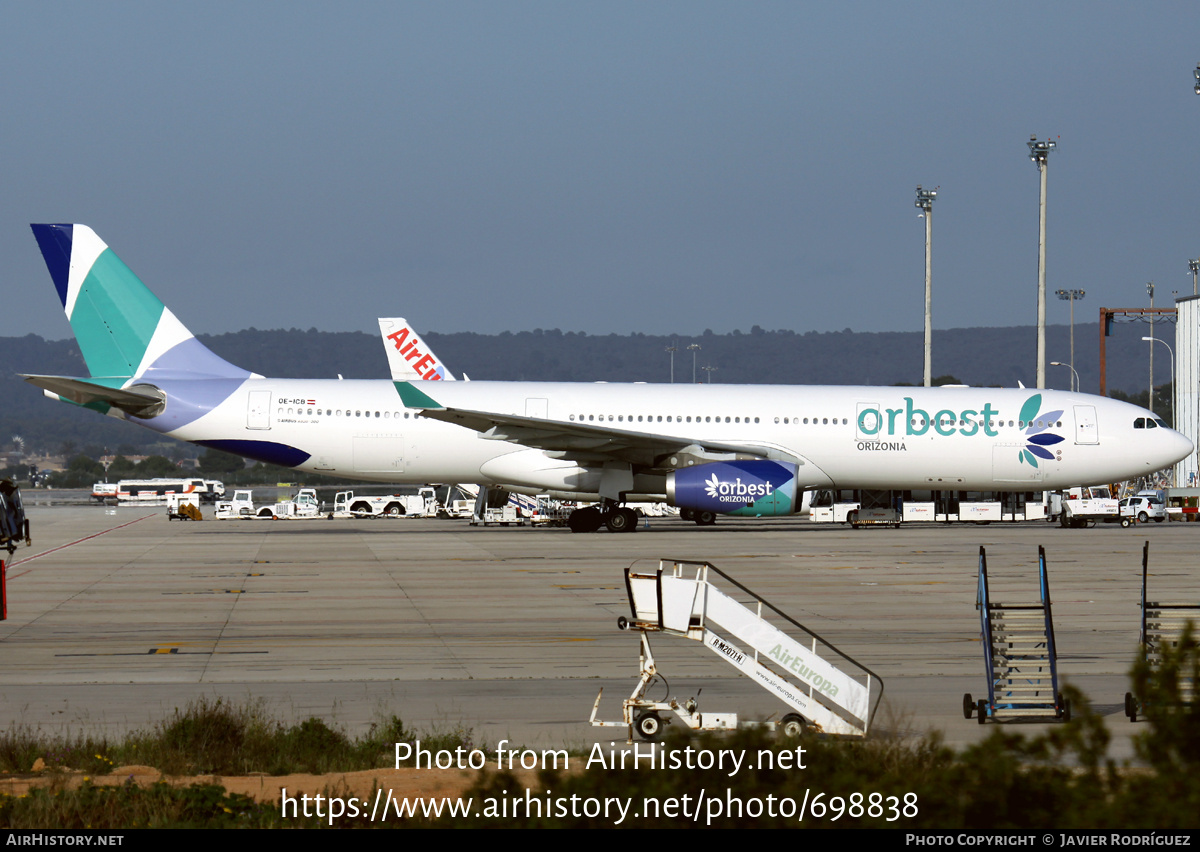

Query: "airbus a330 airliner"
<box><xmin>25</xmin><ymin>224</ymin><xmax>1192</xmax><ymax>532</ymax></box>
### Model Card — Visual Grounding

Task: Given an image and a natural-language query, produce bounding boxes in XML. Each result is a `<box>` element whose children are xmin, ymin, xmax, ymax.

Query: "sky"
<box><xmin>3</xmin><ymin>1</ymin><xmax>1199</xmax><ymax>341</ymax></box>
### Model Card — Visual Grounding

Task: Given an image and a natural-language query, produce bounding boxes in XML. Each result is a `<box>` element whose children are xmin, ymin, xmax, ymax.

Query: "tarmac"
<box><xmin>1</xmin><ymin>500</ymin><xmax>1195</xmax><ymax>761</ymax></box>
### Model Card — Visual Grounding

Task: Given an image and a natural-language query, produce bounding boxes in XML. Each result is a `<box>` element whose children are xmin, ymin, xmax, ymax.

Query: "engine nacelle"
<box><xmin>666</xmin><ymin>459</ymin><xmax>799</xmax><ymax>516</ymax></box>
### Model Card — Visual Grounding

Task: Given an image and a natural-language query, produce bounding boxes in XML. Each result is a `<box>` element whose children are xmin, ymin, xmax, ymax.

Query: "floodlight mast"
<box><xmin>687</xmin><ymin>344</ymin><xmax>701</xmax><ymax>384</ymax></box>
<box><xmin>1055</xmin><ymin>289</ymin><xmax>1085</xmax><ymax>391</ymax></box>
<box><xmin>1029</xmin><ymin>135</ymin><xmax>1057</xmax><ymax>389</ymax></box>
<box><xmin>1189</xmin><ymin>258</ymin><xmax>1199</xmax><ymax>297</ymax></box>
<box><xmin>1147</xmin><ymin>282</ymin><xmax>1156</xmax><ymax>414</ymax></box>
<box><xmin>1142</xmin><ymin>336</ymin><xmax>1175</xmax><ymax>431</ymax></box>
<box><xmin>915</xmin><ymin>185</ymin><xmax>937</xmax><ymax>387</ymax></box>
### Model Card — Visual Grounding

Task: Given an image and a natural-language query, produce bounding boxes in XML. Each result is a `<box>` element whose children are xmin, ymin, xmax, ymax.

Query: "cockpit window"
<box><xmin>1154</xmin><ymin>419</ymin><xmax>1167</xmax><ymax>428</ymax></box>
<box><xmin>1134</xmin><ymin>418</ymin><xmax>1145</xmax><ymax>429</ymax></box>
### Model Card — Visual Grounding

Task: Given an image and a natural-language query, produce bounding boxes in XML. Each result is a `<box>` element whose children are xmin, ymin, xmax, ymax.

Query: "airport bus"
<box><xmin>93</xmin><ymin>478</ymin><xmax>225</xmax><ymax>505</ymax></box>
<box><xmin>810</xmin><ymin>489</ymin><xmax>1047</xmax><ymax>524</ymax></box>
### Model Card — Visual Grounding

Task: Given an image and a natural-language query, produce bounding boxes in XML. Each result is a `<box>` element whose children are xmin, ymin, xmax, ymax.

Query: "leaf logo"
<box><xmin>1017</xmin><ymin>393</ymin><xmax>1065</xmax><ymax>468</ymax></box>
<box><xmin>704</xmin><ymin>474</ymin><xmax>721</xmax><ymax>499</ymax></box>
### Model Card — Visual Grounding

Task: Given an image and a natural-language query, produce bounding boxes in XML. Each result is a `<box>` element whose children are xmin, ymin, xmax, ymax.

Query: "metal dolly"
<box><xmin>590</xmin><ymin>558</ymin><xmax>883</xmax><ymax>741</ymax></box>
<box><xmin>1125</xmin><ymin>541</ymin><xmax>1197</xmax><ymax>721</ymax></box>
<box><xmin>964</xmin><ymin>546</ymin><xmax>1070</xmax><ymax>724</ymax></box>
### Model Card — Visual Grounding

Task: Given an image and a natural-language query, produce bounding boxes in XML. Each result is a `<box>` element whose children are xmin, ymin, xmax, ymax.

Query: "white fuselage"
<box><xmin>166</xmin><ymin>380</ymin><xmax>1192</xmax><ymax>498</ymax></box>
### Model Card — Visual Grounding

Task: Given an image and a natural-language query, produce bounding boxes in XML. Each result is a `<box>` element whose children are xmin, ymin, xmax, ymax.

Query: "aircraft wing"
<box><xmin>394</xmin><ymin>381</ymin><xmax>797</xmax><ymax>470</ymax></box>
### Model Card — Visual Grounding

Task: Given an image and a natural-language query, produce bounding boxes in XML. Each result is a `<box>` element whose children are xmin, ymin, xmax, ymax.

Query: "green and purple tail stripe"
<box><xmin>30</xmin><ymin>224</ymin><xmax>248</xmax><ymax>383</ymax></box>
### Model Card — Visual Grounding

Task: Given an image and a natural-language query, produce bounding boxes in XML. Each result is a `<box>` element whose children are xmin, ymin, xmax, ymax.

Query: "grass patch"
<box><xmin>0</xmin><ymin>781</ymin><xmax>283</xmax><ymax>829</ymax></box>
<box><xmin>0</xmin><ymin>697</ymin><xmax>459</xmax><ymax>777</ymax></box>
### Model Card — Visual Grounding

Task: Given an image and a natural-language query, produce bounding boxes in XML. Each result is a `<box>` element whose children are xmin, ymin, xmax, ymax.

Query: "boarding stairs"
<box><xmin>590</xmin><ymin>558</ymin><xmax>883</xmax><ymax>741</ymax></box>
<box><xmin>964</xmin><ymin>546</ymin><xmax>1070</xmax><ymax>723</ymax></box>
<box><xmin>1125</xmin><ymin>541</ymin><xmax>1198</xmax><ymax>721</ymax></box>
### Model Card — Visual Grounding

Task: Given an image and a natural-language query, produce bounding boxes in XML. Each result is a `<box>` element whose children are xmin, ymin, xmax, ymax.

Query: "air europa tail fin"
<box><xmin>378</xmin><ymin>317</ymin><xmax>456</xmax><ymax>381</ymax></box>
<box><xmin>29</xmin><ymin>224</ymin><xmax>248</xmax><ymax>382</ymax></box>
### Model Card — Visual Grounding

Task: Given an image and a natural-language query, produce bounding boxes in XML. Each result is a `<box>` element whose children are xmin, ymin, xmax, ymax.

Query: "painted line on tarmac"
<box><xmin>5</xmin><ymin>513</ymin><xmax>158</xmax><ymax>579</ymax></box>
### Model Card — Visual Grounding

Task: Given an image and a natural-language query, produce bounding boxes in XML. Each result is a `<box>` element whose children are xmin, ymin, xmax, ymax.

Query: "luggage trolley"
<box><xmin>590</xmin><ymin>558</ymin><xmax>884</xmax><ymax>741</ymax></box>
<box><xmin>1125</xmin><ymin>541</ymin><xmax>1198</xmax><ymax>722</ymax></box>
<box><xmin>964</xmin><ymin>546</ymin><xmax>1070</xmax><ymax>724</ymax></box>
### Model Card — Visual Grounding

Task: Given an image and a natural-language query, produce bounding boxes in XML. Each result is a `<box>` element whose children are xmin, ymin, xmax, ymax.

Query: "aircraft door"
<box><xmin>247</xmin><ymin>390</ymin><xmax>272</xmax><ymax>430</ymax></box>
<box><xmin>1073</xmin><ymin>405</ymin><xmax>1099</xmax><ymax>444</ymax></box>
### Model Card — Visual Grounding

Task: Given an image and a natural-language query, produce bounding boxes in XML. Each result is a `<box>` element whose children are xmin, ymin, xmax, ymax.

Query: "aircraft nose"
<box><xmin>1172</xmin><ymin>429</ymin><xmax>1194</xmax><ymax>461</ymax></box>
<box><xmin>1160</xmin><ymin>427</ymin><xmax>1195</xmax><ymax>468</ymax></box>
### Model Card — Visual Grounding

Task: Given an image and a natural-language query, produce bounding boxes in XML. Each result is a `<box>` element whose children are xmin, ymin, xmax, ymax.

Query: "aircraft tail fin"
<box><xmin>30</xmin><ymin>224</ymin><xmax>248</xmax><ymax>382</ymax></box>
<box><xmin>378</xmin><ymin>317</ymin><xmax>455</xmax><ymax>381</ymax></box>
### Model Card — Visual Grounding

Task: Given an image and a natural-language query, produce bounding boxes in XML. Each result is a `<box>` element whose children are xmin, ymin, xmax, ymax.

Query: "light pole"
<box><xmin>1147</xmin><ymin>282</ymin><xmax>1155</xmax><ymax>413</ymax></box>
<box><xmin>915</xmin><ymin>185</ymin><xmax>937</xmax><ymax>387</ymax></box>
<box><xmin>1142</xmin><ymin>336</ymin><xmax>1175</xmax><ymax>429</ymax></box>
<box><xmin>687</xmin><ymin>344</ymin><xmax>701</xmax><ymax>384</ymax></box>
<box><xmin>1190</xmin><ymin>258</ymin><xmax>1199</xmax><ymax>297</ymax></box>
<box><xmin>1050</xmin><ymin>361</ymin><xmax>1079</xmax><ymax>394</ymax></box>
<box><xmin>1029</xmin><ymin>135</ymin><xmax>1057</xmax><ymax>389</ymax></box>
<box><xmin>1194</xmin><ymin>61</ymin><xmax>1200</xmax><ymax>95</ymax></box>
<box><xmin>1055</xmin><ymin>289</ymin><xmax>1085</xmax><ymax>391</ymax></box>
<box><xmin>666</xmin><ymin>343</ymin><xmax>677</xmax><ymax>383</ymax></box>
<box><xmin>702</xmin><ymin>365</ymin><xmax>717</xmax><ymax>384</ymax></box>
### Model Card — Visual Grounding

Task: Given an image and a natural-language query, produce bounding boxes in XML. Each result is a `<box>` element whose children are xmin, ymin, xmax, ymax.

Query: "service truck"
<box><xmin>332</xmin><ymin>488</ymin><xmax>439</xmax><ymax>518</ymax></box>
<box><xmin>1047</xmin><ymin>485</ymin><xmax>1120</xmax><ymax>528</ymax></box>
<box><xmin>215</xmin><ymin>488</ymin><xmax>322</xmax><ymax>519</ymax></box>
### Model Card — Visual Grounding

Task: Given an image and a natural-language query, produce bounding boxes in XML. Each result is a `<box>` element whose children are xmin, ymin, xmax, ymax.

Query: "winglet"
<box><xmin>393</xmin><ymin>381</ymin><xmax>444</xmax><ymax>409</ymax></box>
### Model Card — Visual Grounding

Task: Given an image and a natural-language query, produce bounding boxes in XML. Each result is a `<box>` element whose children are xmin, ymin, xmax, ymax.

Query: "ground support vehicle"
<box><xmin>590</xmin><ymin>558</ymin><xmax>882</xmax><ymax>742</ymax></box>
<box><xmin>214</xmin><ymin>490</ymin><xmax>257</xmax><ymax>518</ymax></box>
<box><xmin>470</xmin><ymin>505</ymin><xmax>525</xmax><ymax>526</ymax></box>
<box><xmin>440</xmin><ymin>498</ymin><xmax>475</xmax><ymax>519</ymax></box>
<box><xmin>964</xmin><ymin>546</ymin><xmax>1070</xmax><ymax>724</ymax></box>
<box><xmin>530</xmin><ymin>495</ymin><xmax>573</xmax><ymax>527</ymax></box>
<box><xmin>1124</xmin><ymin>542</ymin><xmax>1197</xmax><ymax>722</ymax></box>
<box><xmin>215</xmin><ymin>488</ymin><xmax>322</xmax><ymax>519</ymax></box>
<box><xmin>810</xmin><ymin>490</ymin><xmax>859</xmax><ymax>523</ymax></box>
<box><xmin>332</xmin><ymin>488</ymin><xmax>438</xmax><ymax>518</ymax></box>
<box><xmin>813</xmin><ymin>489</ymin><xmax>1044</xmax><ymax>525</ymax></box>
<box><xmin>848</xmin><ymin>490</ymin><xmax>902</xmax><ymax>528</ymax></box>
<box><xmin>166</xmin><ymin>493</ymin><xmax>202</xmax><ymax>521</ymax></box>
<box><xmin>1047</xmin><ymin>486</ymin><xmax>1119</xmax><ymax>528</ymax></box>
<box><xmin>435</xmin><ymin>485</ymin><xmax>477</xmax><ymax>519</ymax></box>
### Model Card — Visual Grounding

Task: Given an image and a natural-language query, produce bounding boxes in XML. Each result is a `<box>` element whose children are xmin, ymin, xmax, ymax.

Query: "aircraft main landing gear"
<box><xmin>568</xmin><ymin>504</ymin><xmax>638</xmax><ymax>533</ymax></box>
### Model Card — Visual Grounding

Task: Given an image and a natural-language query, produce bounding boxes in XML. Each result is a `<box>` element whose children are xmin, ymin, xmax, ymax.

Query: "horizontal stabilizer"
<box><xmin>22</xmin><ymin>375</ymin><xmax>167</xmax><ymax>418</ymax></box>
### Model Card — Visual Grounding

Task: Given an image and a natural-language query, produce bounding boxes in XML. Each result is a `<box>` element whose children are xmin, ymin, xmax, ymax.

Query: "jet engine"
<box><xmin>665</xmin><ymin>459</ymin><xmax>799</xmax><ymax>516</ymax></box>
